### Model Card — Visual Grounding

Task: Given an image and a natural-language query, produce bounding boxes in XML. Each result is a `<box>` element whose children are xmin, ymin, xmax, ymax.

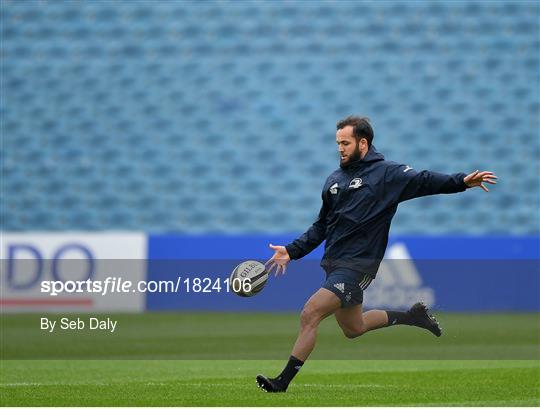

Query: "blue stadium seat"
<box><xmin>1</xmin><ymin>0</ymin><xmax>538</xmax><ymax>233</ymax></box>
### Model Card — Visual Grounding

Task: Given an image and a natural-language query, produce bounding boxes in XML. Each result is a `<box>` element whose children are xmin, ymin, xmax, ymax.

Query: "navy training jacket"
<box><xmin>285</xmin><ymin>146</ymin><xmax>468</xmax><ymax>277</ymax></box>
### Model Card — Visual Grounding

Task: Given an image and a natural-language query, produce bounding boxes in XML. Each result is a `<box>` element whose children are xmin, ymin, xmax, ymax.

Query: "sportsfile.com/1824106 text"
<box><xmin>40</xmin><ymin>276</ymin><xmax>252</xmax><ymax>296</ymax></box>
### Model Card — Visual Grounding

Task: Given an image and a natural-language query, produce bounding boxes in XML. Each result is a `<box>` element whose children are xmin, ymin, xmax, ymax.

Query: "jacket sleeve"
<box><xmin>285</xmin><ymin>194</ymin><xmax>328</xmax><ymax>260</ymax></box>
<box><xmin>384</xmin><ymin>163</ymin><xmax>468</xmax><ymax>204</ymax></box>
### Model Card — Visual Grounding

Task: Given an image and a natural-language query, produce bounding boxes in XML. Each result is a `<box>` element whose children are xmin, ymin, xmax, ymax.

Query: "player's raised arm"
<box><xmin>383</xmin><ymin>163</ymin><xmax>497</xmax><ymax>203</ymax></box>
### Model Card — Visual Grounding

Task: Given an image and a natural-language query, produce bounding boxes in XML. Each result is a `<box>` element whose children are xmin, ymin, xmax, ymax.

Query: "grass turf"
<box><xmin>1</xmin><ymin>360</ymin><xmax>539</xmax><ymax>406</ymax></box>
<box><xmin>1</xmin><ymin>312</ymin><xmax>539</xmax><ymax>405</ymax></box>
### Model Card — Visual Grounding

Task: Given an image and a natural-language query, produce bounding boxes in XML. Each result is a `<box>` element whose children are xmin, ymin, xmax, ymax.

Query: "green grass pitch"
<box><xmin>1</xmin><ymin>312</ymin><xmax>539</xmax><ymax>406</ymax></box>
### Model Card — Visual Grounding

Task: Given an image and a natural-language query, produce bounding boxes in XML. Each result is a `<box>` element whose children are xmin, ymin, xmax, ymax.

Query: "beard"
<box><xmin>340</xmin><ymin>142</ymin><xmax>362</xmax><ymax>168</ymax></box>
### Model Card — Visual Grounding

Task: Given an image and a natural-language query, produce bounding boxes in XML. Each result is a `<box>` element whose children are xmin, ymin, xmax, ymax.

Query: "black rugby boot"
<box><xmin>409</xmin><ymin>302</ymin><xmax>443</xmax><ymax>337</ymax></box>
<box><xmin>256</xmin><ymin>374</ymin><xmax>287</xmax><ymax>392</ymax></box>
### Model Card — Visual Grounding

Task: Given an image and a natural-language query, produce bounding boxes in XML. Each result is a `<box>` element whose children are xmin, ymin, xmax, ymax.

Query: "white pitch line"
<box><xmin>173</xmin><ymin>383</ymin><xmax>396</xmax><ymax>388</ymax></box>
<box><xmin>1</xmin><ymin>382</ymin><xmax>107</xmax><ymax>387</ymax></box>
<box><xmin>2</xmin><ymin>381</ymin><xmax>398</xmax><ymax>389</ymax></box>
<box><xmin>2</xmin><ymin>383</ymin><xmax>45</xmax><ymax>387</ymax></box>
<box><xmin>298</xmin><ymin>384</ymin><xmax>395</xmax><ymax>388</ymax></box>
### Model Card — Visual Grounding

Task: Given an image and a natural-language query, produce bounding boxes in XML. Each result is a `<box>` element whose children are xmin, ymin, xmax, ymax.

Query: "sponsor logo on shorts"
<box><xmin>333</xmin><ymin>282</ymin><xmax>345</xmax><ymax>293</ymax></box>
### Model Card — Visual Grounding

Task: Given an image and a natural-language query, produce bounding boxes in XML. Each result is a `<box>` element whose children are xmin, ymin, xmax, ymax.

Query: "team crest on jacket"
<box><xmin>349</xmin><ymin>178</ymin><xmax>363</xmax><ymax>189</ymax></box>
<box><xmin>329</xmin><ymin>183</ymin><xmax>339</xmax><ymax>194</ymax></box>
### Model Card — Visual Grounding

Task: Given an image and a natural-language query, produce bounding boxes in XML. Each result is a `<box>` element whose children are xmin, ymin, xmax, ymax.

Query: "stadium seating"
<box><xmin>2</xmin><ymin>0</ymin><xmax>538</xmax><ymax>233</ymax></box>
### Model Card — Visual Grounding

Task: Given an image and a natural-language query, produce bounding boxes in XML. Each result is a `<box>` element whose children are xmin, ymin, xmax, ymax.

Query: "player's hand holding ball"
<box><xmin>265</xmin><ymin>244</ymin><xmax>290</xmax><ymax>277</ymax></box>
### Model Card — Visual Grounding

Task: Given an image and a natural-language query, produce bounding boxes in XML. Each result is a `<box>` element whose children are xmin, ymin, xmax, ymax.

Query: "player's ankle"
<box><xmin>385</xmin><ymin>310</ymin><xmax>415</xmax><ymax>326</ymax></box>
<box><xmin>276</xmin><ymin>355</ymin><xmax>304</xmax><ymax>387</ymax></box>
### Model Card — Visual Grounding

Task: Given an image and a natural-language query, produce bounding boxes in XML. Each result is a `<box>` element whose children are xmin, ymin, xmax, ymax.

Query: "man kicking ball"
<box><xmin>256</xmin><ymin>115</ymin><xmax>497</xmax><ymax>392</ymax></box>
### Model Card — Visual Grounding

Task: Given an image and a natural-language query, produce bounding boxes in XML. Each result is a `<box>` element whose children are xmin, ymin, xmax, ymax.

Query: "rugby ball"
<box><xmin>229</xmin><ymin>260</ymin><xmax>268</xmax><ymax>297</ymax></box>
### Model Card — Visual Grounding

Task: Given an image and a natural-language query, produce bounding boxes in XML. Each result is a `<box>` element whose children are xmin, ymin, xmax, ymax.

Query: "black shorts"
<box><xmin>322</xmin><ymin>268</ymin><xmax>373</xmax><ymax>308</ymax></box>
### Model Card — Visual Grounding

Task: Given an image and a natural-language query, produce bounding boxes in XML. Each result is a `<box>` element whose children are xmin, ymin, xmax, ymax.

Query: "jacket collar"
<box><xmin>340</xmin><ymin>145</ymin><xmax>385</xmax><ymax>170</ymax></box>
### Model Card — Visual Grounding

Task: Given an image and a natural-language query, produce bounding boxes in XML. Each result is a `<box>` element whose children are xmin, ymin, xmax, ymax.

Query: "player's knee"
<box><xmin>343</xmin><ymin>331</ymin><xmax>361</xmax><ymax>339</ymax></box>
<box><xmin>342</xmin><ymin>326</ymin><xmax>365</xmax><ymax>339</ymax></box>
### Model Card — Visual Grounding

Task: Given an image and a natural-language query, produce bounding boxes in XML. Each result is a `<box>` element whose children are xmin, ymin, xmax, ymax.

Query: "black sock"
<box><xmin>276</xmin><ymin>355</ymin><xmax>304</xmax><ymax>386</ymax></box>
<box><xmin>386</xmin><ymin>310</ymin><xmax>415</xmax><ymax>326</ymax></box>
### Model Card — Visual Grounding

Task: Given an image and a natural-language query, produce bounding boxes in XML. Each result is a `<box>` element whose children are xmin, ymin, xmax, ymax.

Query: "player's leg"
<box><xmin>331</xmin><ymin>271</ymin><xmax>443</xmax><ymax>338</ymax></box>
<box><xmin>336</xmin><ymin>302</ymin><xmax>443</xmax><ymax>339</ymax></box>
<box><xmin>256</xmin><ymin>287</ymin><xmax>341</xmax><ymax>392</ymax></box>
<box><xmin>323</xmin><ymin>269</ymin><xmax>386</xmax><ymax>338</ymax></box>
<box><xmin>334</xmin><ymin>304</ymin><xmax>388</xmax><ymax>338</ymax></box>
<box><xmin>290</xmin><ymin>287</ymin><xmax>342</xmax><ymax>360</ymax></box>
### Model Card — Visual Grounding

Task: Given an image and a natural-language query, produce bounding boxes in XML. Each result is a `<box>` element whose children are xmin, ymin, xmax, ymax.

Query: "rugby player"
<box><xmin>256</xmin><ymin>116</ymin><xmax>497</xmax><ymax>392</ymax></box>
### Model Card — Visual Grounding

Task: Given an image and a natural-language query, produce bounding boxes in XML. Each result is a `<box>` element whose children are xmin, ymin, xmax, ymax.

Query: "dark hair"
<box><xmin>336</xmin><ymin>115</ymin><xmax>374</xmax><ymax>147</ymax></box>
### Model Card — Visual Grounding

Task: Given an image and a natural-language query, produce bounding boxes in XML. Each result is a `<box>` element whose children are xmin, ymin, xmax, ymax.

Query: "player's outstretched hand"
<box><xmin>265</xmin><ymin>244</ymin><xmax>291</xmax><ymax>277</ymax></box>
<box><xmin>464</xmin><ymin>170</ymin><xmax>498</xmax><ymax>192</ymax></box>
